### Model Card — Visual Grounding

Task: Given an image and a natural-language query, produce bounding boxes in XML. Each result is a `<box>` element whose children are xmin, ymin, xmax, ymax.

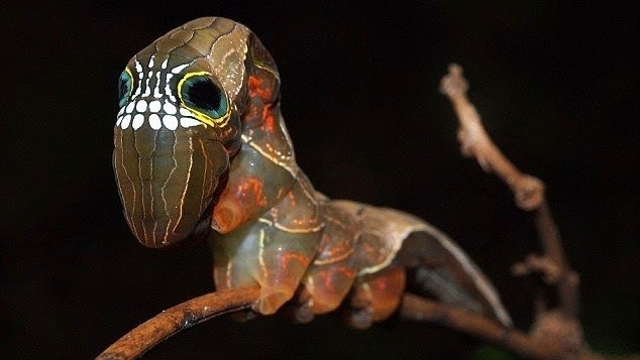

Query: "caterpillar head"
<box><xmin>113</xmin><ymin>17</ymin><xmax>279</xmax><ymax>248</ymax></box>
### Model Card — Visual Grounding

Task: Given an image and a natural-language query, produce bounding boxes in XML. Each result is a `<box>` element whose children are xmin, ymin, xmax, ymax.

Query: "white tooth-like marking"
<box><xmin>135</xmin><ymin>60</ymin><xmax>143</xmax><ymax>73</ymax></box>
<box><xmin>164</xmin><ymin>73</ymin><xmax>176</xmax><ymax>102</ymax></box>
<box><xmin>149</xmin><ymin>114</ymin><xmax>162</xmax><ymax>130</ymax></box>
<box><xmin>132</xmin><ymin>79</ymin><xmax>142</xmax><ymax>99</ymax></box>
<box><xmin>125</xmin><ymin>101</ymin><xmax>135</xmax><ymax>114</ymax></box>
<box><xmin>117</xmin><ymin>107</ymin><xmax>125</xmax><ymax>117</ymax></box>
<box><xmin>163</xmin><ymin>115</ymin><xmax>178</xmax><ymax>130</ymax></box>
<box><xmin>161</xmin><ymin>58</ymin><xmax>168</xmax><ymax>69</ymax></box>
<box><xmin>142</xmin><ymin>76</ymin><xmax>151</xmax><ymax>97</ymax></box>
<box><xmin>121</xmin><ymin>114</ymin><xmax>132</xmax><ymax>129</ymax></box>
<box><xmin>136</xmin><ymin>100</ymin><xmax>148</xmax><ymax>112</ymax></box>
<box><xmin>132</xmin><ymin>114</ymin><xmax>144</xmax><ymax>130</ymax></box>
<box><xmin>180</xmin><ymin>117</ymin><xmax>202</xmax><ymax>128</ymax></box>
<box><xmin>170</xmin><ymin>63</ymin><xmax>189</xmax><ymax>74</ymax></box>
<box><xmin>153</xmin><ymin>72</ymin><xmax>162</xmax><ymax>98</ymax></box>
<box><xmin>179</xmin><ymin>108</ymin><xmax>192</xmax><ymax>116</ymax></box>
<box><xmin>163</xmin><ymin>102</ymin><xmax>177</xmax><ymax>114</ymax></box>
<box><xmin>165</xmin><ymin>84</ymin><xmax>175</xmax><ymax>101</ymax></box>
<box><xmin>116</xmin><ymin>116</ymin><xmax>123</xmax><ymax>126</ymax></box>
<box><xmin>149</xmin><ymin>100</ymin><xmax>161</xmax><ymax>113</ymax></box>
<box><xmin>148</xmin><ymin>55</ymin><xmax>155</xmax><ymax>68</ymax></box>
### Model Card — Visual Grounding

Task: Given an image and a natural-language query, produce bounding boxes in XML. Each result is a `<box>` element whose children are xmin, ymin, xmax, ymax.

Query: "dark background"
<box><xmin>1</xmin><ymin>1</ymin><xmax>637</xmax><ymax>359</ymax></box>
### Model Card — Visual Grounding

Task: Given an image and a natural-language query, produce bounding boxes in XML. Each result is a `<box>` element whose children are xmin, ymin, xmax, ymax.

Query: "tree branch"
<box><xmin>95</xmin><ymin>286</ymin><xmax>260</xmax><ymax>360</ymax></box>
<box><xmin>400</xmin><ymin>294</ymin><xmax>566</xmax><ymax>359</ymax></box>
<box><xmin>439</xmin><ymin>63</ymin><xmax>578</xmax><ymax>313</ymax></box>
<box><xmin>437</xmin><ymin>63</ymin><xmax>637</xmax><ymax>359</ymax></box>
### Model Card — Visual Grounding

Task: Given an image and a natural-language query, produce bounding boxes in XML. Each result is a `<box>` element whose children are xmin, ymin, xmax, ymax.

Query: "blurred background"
<box><xmin>1</xmin><ymin>1</ymin><xmax>637</xmax><ymax>359</ymax></box>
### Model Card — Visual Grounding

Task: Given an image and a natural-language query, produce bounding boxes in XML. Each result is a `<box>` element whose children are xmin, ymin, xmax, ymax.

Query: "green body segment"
<box><xmin>114</xmin><ymin>17</ymin><xmax>512</xmax><ymax>327</ymax></box>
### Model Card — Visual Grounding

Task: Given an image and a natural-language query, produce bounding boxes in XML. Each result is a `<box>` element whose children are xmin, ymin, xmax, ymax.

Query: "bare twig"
<box><xmin>439</xmin><ymin>63</ymin><xmax>545</xmax><ymax>212</ymax></box>
<box><xmin>440</xmin><ymin>63</ymin><xmax>579</xmax><ymax>308</ymax></box>
<box><xmin>402</xmin><ymin>293</ymin><xmax>639</xmax><ymax>360</ymax></box>
<box><xmin>400</xmin><ymin>294</ymin><xmax>568</xmax><ymax>360</ymax></box>
<box><xmin>440</xmin><ymin>63</ymin><xmax>585</xmax><ymax>358</ymax></box>
<box><xmin>95</xmin><ymin>286</ymin><xmax>260</xmax><ymax>360</ymax></box>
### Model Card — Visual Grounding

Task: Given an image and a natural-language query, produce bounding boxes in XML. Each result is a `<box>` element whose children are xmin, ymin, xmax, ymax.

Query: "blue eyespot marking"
<box><xmin>118</xmin><ymin>69</ymin><xmax>133</xmax><ymax>108</ymax></box>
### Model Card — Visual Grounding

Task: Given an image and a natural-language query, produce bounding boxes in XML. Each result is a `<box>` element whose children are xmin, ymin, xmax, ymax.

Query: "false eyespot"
<box><xmin>118</xmin><ymin>68</ymin><xmax>134</xmax><ymax>108</ymax></box>
<box><xmin>178</xmin><ymin>71</ymin><xmax>229</xmax><ymax>127</ymax></box>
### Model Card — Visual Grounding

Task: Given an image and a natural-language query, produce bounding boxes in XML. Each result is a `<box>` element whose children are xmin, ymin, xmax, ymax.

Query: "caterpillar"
<box><xmin>113</xmin><ymin>17</ymin><xmax>511</xmax><ymax>328</ymax></box>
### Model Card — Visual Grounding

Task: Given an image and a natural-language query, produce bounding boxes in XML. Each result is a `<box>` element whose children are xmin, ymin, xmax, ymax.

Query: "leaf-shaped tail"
<box><xmin>395</xmin><ymin>226</ymin><xmax>512</xmax><ymax>327</ymax></box>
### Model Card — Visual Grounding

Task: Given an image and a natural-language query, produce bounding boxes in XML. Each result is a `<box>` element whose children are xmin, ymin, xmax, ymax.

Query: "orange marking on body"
<box><xmin>248</xmin><ymin>75</ymin><xmax>276</xmax><ymax>133</ymax></box>
<box><xmin>267</xmin><ymin>251</ymin><xmax>313</xmax><ymax>282</ymax></box>
<box><xmin>313</xmin><ymin>269</ymin><xmax>338</xmax><ymax>294</ymax></box>
<box><xmin>261</xmin><ymin>105</ymin><xmax>276</xmax><ymax>133</ymax></box>
<box><xmin>286</xmin><ymin>189</ymin><xmax>298</xmax><ymax>207</ymax></box>
<box><xmin>280</xmin><ymin>251</ymin><xmax>312</xmax><ymax>269</ymax></box>
<box><xmin>248</xmin><ymin>75</ymin><xmax>273</xmax><ymax>100</ymax></box>
<box><xmin>237</xmin><ymin>177</ymin><xmax>268</xmax><ymax>208</ymax></box>
<box><xmin>213</xmin><ymin>177</ymin><xmax>268</xmax><ymax>233</ymax></box>
<box><xmin>320</xmin><ymin>267</ymin><xmax>355</xmax><ymax>294</ymax></box>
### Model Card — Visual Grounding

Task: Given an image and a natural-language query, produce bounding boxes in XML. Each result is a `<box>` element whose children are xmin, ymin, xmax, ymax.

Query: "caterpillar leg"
<box><xmin>211</xmin><ymin>178</ymin><xmax>322</xmax><ymax>315</ymax></box>
<box><xmin>346</xmin><ymin>265</ymin><xmax>406</xmax><ymax>329</ymax></box>
<box><xmin>211</xmin><ymin>222</ymin><xmax>319</xmax><ymax>315</ymax></box>
<box><xmin>293</xmin><ymin>263</ymin><xmax>357</xmax><ymax>323</ymax></box>
<box><xmin>292</xmin><ymin>203</ymin><xmax>360</xmax><ymax>323</ymax></box>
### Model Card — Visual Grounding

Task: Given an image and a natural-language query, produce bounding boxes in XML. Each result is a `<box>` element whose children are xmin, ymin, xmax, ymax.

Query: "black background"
<box><xmin>1</xmin><ymin>1</ymin><xmax>638</xmax><ymax>359</ymax></box>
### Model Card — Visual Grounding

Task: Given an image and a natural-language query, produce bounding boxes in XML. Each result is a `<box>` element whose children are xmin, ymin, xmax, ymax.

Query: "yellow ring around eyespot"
<box><xmin>124</xmin><ymin>67</ymin><xmax>134</xmax><ymax>97</ymax></box>
<box><xmin>177</xmin><ymin>71</ymin><xmax>231</xmax><ymax>128</ymax></box>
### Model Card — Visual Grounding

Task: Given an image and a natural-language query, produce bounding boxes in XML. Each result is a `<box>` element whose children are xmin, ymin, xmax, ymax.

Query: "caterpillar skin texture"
<box><xmin>114</xmin><ymin>17</ymin><xmax>512</xmax><ymax>327</ymax></box>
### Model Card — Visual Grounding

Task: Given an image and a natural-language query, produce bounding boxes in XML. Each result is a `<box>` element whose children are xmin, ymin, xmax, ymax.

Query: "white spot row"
<box><xmin>119</xmin><ymin>99</ymin><xmax>178</xmax><ymax>117</ymax></box>
<box><xmin>116</xmin><ymin>114</ymin><xmax>204</xmax><ymax>130</ymax></box>
<box><xmin>117</xmin><ymin>98</ymin><xmax>203</xmax><ymax>130</ymax></box>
